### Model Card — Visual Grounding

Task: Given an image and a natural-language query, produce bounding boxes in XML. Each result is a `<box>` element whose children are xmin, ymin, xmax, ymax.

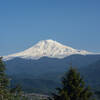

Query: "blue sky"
<box><xmin>0</xmin><ymin>0</ymin><xmax>100</xmax><ymax>56</ymax></box>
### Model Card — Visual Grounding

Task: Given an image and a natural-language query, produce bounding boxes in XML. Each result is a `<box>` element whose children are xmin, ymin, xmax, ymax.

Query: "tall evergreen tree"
<box><xmin>0</xmin><ymin>57</ymin><xmax>9</xmax><ymax>99</ymax></box>
<box><xmin>50</xmin><ymin>67</ymin><xmax>95</xmax><ymax>100</ymax></box>
<box><xmin>0</xmin><ymin>57</ymin><xmax>28</xmax><ymax>100</ymax></box>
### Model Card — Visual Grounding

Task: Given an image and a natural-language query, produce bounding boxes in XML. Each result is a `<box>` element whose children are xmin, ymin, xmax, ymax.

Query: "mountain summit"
<box><xmin>4</xmin><ymin>39</ymin><xmax>92</xmax><ymax>60</ymax></box>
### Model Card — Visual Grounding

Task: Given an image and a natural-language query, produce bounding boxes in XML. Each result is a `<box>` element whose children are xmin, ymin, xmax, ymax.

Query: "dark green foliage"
<box><xmin>50</xmin><ymin>67</ymin><xmax>95</xmax><ymax>100</ymax></box>
<box><xmin>0</xmin><ymin>57</ymin><xmax>28</xmax><ymax>100</ymax></box>
<box><xmin>10</xmin><ymin>84</ymin><xmax>22</xmax><ymax>94</ymax></box>
<box><xmin>0</xmin><ymin>57</ymin><xmax>10</xmax><ymax>99</ymax></box>
<box><xmin>0</xmin><ymin>57</ymin><xmax>9</xmax><ymax>87</ymax></box>
<box><xmin>9</xmin><ymin>82</ymin><xmax>28</xmax><ymax>100</ymax></box>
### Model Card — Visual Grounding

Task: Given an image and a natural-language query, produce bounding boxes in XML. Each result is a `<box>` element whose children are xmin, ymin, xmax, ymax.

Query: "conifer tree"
<box><xmin>0</xmin><ymin>57</ymin><xmax>28</xmax><ymax>100</ymax></box>
<box><xmin>0</xmin><ymin>57</ymin><xmax>9</xmax><ymax>99</ymax></box>
<box><xmin>50</xmin><ymin>67</ymin><xmax>95</xmax><ymax>100</ymax></box>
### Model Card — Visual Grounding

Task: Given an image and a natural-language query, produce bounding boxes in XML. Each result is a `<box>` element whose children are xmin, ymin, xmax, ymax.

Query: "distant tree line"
<box><xmin>0</xmin><ymin>57</ymin><xmax>96</xmax><ymax>100</ymax></box>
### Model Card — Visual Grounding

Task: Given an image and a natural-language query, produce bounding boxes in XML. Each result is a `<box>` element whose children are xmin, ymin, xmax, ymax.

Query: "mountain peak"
<box><xmin>36</xmin><ymin>39</ymin><xmax>57</xmax><ymax>45</ymax></box>
<box><xmin>40</xmin><ymin>39</ymin><xmax>56</xmax><ymax>42</ymax></box>
<box><xmin>36</xmin><ymin>39</ymin><xmax>62</xmax><ymax>46</ymax></box>
<box><xmin>3</xmin><ymin>40</ymin><xmax>92</xmax><ymax>60</ymax></box>
<box><xmin>34</xmin><ymin>39</ymin><xmax>66</xmax><ymax>47</ymax></box>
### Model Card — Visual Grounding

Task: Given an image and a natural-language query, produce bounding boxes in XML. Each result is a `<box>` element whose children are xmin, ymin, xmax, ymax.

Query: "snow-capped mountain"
<box><xmin>3</xmin><ymin>39</ymin><xmax>92</xmax><ymax>60</ymax></box>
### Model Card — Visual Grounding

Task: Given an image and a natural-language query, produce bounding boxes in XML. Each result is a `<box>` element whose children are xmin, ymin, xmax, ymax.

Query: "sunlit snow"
<box><xmin>3</xmin><ymin>39</ymin><xmax>92</xmax><ymax>60</ymax></box>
